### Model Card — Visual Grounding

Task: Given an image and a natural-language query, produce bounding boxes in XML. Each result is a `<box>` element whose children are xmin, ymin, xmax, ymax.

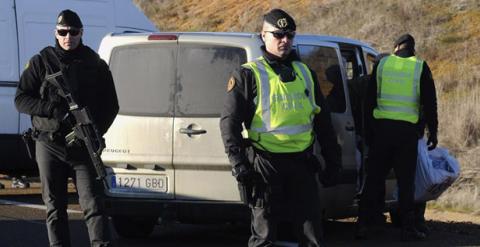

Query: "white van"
<box><xmin>98</xmin><ymin>32</ymin><xmax>398</xmax><ymax>238</ymax></box>
<box><xmin>0</xmin><ymin>0</ymin><xmax>157</xmax><ymax>174</ymax></box>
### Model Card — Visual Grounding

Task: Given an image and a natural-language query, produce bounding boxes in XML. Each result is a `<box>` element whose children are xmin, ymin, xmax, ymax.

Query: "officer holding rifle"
<box><xmin>15</xmin><ymin>9</ymin><xmax>118</xmax><ymax>247</ymax></box>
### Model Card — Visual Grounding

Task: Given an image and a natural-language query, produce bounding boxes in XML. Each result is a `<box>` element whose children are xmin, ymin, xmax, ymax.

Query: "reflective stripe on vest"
<box><xmin>374</xmin><ymin>55</ymin><xmax>423</xmax><ymax>124</ymax></box>
<box><xmin>243</xmin><ymin>57</ymin><xmax>320</xmax><ymax>153</ymax></box>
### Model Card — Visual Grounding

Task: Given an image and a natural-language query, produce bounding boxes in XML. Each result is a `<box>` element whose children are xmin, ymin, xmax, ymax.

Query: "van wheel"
<box><xmin>112</xmin><ymin>215</ymin><xmax>157</xmax><ymax>238</ymax></box>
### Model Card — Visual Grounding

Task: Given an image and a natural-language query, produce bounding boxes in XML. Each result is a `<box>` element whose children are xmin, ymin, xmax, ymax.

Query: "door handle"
<box><xmin>179</xmin><ymin>128</ymin><xmax>207</xmax><ymax>135</ymax></box>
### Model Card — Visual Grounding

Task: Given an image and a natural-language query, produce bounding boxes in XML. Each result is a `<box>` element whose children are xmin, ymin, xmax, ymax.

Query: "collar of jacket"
<box><xmin>54</xmin><ymin>40</ymin><xmax>85</xmax><ymax>63</ymax></box>
<box><xmin>260</xmin><ymin>45</ymin><xmax>300</xmax><ymax>66</ymax></box>
<box><xmin>394</xmin><ymin>48</ymin><xmax>415</xmax><ymax>58</ymax></box>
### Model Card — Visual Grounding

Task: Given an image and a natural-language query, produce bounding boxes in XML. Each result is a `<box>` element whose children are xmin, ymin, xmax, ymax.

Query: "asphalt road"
<box><xmin>0</xmin><ymin>192</ymin><xmax>479</xmax><ymax>247</ymax></box>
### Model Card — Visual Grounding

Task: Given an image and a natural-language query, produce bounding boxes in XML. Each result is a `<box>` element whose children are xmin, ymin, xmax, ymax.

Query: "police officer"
<box><xmin>220</xmin><ymin>9</ymin><xmax>341</xmax><ymax>247</ymax></box>
<box><xmin>356</xmin><ymin>34</ymin><xmax>438</xmax><ymax>241</ymax></box>
<box><xmin>15</xmin><ymin>10</ymin><xmax>118</xmax><ymax>247</ymax></box>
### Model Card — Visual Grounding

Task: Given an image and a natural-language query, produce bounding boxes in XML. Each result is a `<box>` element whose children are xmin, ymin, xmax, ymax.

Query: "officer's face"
<box><xmin>55</xmin><ymin>26</ymin><xmax>83</xmax><ymax>50</ymax></box>
<box><xmin>261</xmin><ymin>22</ymin><xmax>295</xmax><ymax>59</ymax></box>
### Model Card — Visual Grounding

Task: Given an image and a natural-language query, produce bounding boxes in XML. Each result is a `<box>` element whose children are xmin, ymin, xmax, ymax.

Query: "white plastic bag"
<box><xmin>395</xmin><ymin>139</ymin><xmax>461</xmax><ymax>202</ymax></box>
<box><xmin>414</xmin><ymin>139</ymin><xmax>460</xmax><ymax>201</ymax></box>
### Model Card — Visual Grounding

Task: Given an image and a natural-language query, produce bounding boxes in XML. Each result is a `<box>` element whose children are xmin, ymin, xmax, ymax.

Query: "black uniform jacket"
<box><xmin>365</xmin><ymin>48</ymin><xmax>438</xmax><ymax>142</ymax></box>
<box><xmin>220</xmin><ymin>47</ymin><xmax>341</xmax><ymax>170</ymax></box>
<box><xmin>15</xmin><ymin>42</ymin><xmax>119</xmax><ymax>138</ymax></box>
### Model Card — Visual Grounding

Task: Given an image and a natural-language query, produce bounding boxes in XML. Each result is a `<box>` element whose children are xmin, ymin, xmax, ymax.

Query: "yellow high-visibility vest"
<box><xmin>243</xmin><ymin>57</ymin><xmax>321</xmax><ymax>153</ymax></box>
<box><xmin>373</xmin><ymin>55</ymin><xmax>423</xmax><ymax>124</ymax></box>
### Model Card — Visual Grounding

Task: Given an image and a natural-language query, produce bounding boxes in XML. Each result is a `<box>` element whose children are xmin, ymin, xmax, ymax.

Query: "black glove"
<box><xmin>50</xmin><ymin>103</ymin><xmax>69</xmax><ymax>121</ymax></box>
<box><xmin>319</xmin><ymin>166</ymin><xmax>341</xmax><ymax>188</ymax></box>
<box><xmin>232</xmin><ymin>164</ymin><xmax>260</xmax><ymax>185</ymax></box>
<box><xmin>427</xmin><ymin>132</ymin><xmax>438</xmax><ymax>151</ymax></box>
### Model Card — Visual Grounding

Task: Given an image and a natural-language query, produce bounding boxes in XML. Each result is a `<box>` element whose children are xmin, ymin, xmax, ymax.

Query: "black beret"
<box><xmin>56</xmin><ymin>9</ymin><xmax>83</xmax><ymax>28</ymax></box>
<box><xmin>263</xmin><ymin>9</ymin><xmax>296</xmax><ymax>31</ymax></box>
<box><xmin>394</xmin><ymin>33</ymin><xmax>415</xmax><ymax>49</ymax></box>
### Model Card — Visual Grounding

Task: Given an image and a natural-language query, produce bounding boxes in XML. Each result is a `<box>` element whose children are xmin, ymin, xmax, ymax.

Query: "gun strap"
<box><xmin>38</xmin><ymin>49</ymin><xmax>70</xmax><ymax>100</ymax></box>
<box><xmin>44</xmin><ymin>71</ymin><xmax>68</xmax><ymax>98</ymax></box>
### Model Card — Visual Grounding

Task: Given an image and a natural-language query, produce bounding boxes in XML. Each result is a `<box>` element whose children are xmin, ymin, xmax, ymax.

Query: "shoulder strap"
<box><xmin>38</xmin><ymin>48</ymin><xmax>69</xmax><ymax>99</ymax></box>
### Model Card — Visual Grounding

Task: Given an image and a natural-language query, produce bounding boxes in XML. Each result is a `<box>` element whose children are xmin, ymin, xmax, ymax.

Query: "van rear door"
<box><xmin>172</xmin><ymin>35</ymin><xmax>249</xmax><ymax>201</ymax></box>
<box><xmin>103</xmin><ymin>42</ymin><xmax>176</xmax><ymax>199</ymax></box>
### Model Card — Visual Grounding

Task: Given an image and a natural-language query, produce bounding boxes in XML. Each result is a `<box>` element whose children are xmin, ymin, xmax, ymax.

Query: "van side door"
<box><xmin>172</xmin><ymin>37</ymin><xmax>249</xmax><ymax>201</ymax></box>
<box><xmin>295</xmin><ymin>40</ymin><xmax>358</xmax><ymax>183</ymax></box>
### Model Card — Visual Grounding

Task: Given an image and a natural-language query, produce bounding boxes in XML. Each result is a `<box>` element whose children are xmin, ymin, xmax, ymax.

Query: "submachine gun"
<box><xmin>45</xmin><ymin>71</ymin><xmax>109</xmax><ymax>189</ymax></box>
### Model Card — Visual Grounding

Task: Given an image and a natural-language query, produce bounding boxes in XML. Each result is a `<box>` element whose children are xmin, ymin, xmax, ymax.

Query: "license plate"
<box><xmin>110</xmin><ymin>174</ymin><xmax>168</xmax><ymax>193</ymax></box>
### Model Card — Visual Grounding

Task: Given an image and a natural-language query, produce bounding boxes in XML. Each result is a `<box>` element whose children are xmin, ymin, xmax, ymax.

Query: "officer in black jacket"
<box><xmin>356</xmin><ymin>34</ymin><xmax>438</xmax><ymax>241</ymax></box>
<box><xmin>15</xmin><ymin>10</ymin><xmax>118</xmax><ymax>247</ymax></box>
<box><xmin>220</xmin><ymin>9</ymin><xmax>341</xmax><ymax>247</ymax></box>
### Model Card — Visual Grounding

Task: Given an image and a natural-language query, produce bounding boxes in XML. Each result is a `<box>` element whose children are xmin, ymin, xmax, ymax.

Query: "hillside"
<box><xmin>133</xmin><ymin>0</ymin><xmax>480</xmax><ymax>214</ymax></box>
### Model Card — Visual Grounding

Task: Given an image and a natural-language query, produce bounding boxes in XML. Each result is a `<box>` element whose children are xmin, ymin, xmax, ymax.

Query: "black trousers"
<box><xmin>359</xmin><ymin>120</ymin><xmax>418</xmax><ymax>228</ymax></box>
<box><xmin>36</xmin><ymin>141</ymin><xmax>112</xmax><ymax>247</ymax></box>
<box><xmin>248</xmin><ymin>149</ymin><xmax>325</xmax><ymax>247</ymax></box>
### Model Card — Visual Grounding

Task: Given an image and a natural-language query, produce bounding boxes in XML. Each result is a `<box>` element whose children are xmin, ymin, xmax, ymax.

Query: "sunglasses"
<box><xmin>265</xmin><ymin>30</ymin><xmax>295</xmax><ymax>39</ymax></box>
<box><xmin>57</xmin><ymin>29</ymin><xmax>81</xmax><ymax>37</ymax></box>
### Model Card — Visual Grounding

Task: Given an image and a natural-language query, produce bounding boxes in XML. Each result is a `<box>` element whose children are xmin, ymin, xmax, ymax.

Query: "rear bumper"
<box><xmin>104</xmin><ymin>196</ymin><xmax>250</xmax><ymax>223</ymax></box>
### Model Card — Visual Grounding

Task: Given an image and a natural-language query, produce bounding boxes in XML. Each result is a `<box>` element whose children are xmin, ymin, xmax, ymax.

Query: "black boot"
<box><xmin>355</xmin><ymin>218</ymin><xmax>369</xmax><ymax>239</ymax></box>
<box><xmin>415</xmin><ymin>220</ymin><xmax>429</xmax><ymax>235</ymax></box>
<box><xmin>401</xmin><ymin>227</ymin><xmax>426</xmax><ymax>241</ymax></box>
<box><xmin>414</xmin><ymin>202</ymin><xmax>429</xmax><ymax>235</ymax></box>
<box><xmin>401</xmin><ymin>212</ymin><xmax>426</xmax><ymax>241</ymax></box>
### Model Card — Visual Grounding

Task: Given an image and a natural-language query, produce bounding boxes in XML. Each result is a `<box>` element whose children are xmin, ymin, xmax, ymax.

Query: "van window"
<box><xmin>176</xmin><ymin>45</ymin><xmax>247</xmax><ymax>116</ymax></box>
<box><xmin>365</xmin><ymin>52</ymin><xmax>376</xmax><ymax>75</ymax></box>
<box><xmin>109</xmin><ymin>44</ymin><xmax>176</xmax><ymax>116</ymax></box>
<box><xmin>341</xmin><ymin>49</ymin><xmax>362</xmax><ymax>80</ymax></box>
<box><xmin>297</xmin><ymin>45</ymin><xmax>346</xmax><ymax>113</ymax></box>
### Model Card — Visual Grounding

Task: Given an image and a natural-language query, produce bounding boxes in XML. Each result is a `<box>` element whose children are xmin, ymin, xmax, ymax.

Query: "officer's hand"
<box><xmin>427</xmin><ymin>132</ymin><xmax>438</xmax><ymax>151</ymax></box>
<box><xmin>306</xmin><ymin>153</ymin><xmax>322</xmax><ymax>173</ymax></box>
<box><xmin>233</xmin><ymin>164</ymin><xmax>260</xmax><ymax>185</ymax></box>
<box><xmin>319</xmin><ymin>166</ymin><xmax>341</xmax><ymax>188</ymax></box>
<box><xmin>51</xmin><ymin>103</ymin><xmax>69</xmax><ymax>121</ymax></box>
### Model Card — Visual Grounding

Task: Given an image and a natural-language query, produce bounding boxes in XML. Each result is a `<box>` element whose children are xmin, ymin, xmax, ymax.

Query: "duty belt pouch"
<box><xmin>21</xmin><ymin>128</ymin><xmax>36</xmax><ymax>160</ymax></box>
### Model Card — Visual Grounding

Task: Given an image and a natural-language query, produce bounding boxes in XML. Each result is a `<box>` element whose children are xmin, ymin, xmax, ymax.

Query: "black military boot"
<box><xmin>414</xmin><ymin>202</ymin><xmax>429</xmax><ymax>235</ymax></box>
<box><xmin>401</xmin><ymin>227</ymin><xmax>426</xmax><ymax>241</ymax></box>
<box><xmin>415</xmin><ymin>219</ymin><xmax>429</xmax><ymax>236</ymax></box>
<box><xmin>401</xmin><ymin>212</ymin><xmax>426</xmax><ymax>241</ymax></box>
<box><xmin>355</xmin><ymin>217</ymin><xmax>369</xmax><ymax>239</ymax></box>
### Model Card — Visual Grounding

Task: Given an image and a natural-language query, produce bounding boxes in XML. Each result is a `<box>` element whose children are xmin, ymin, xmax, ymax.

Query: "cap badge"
<box><xmin>277</xmin><ymin>18</ymin><xmax>288</xmax><ymax>28</ymax></box>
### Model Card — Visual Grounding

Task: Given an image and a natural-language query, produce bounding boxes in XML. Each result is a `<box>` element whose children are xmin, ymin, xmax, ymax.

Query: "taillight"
<box><xmin>148</xmin><ymin>34</ymin><xmax>177</xmax><ymax>41</ymax></box>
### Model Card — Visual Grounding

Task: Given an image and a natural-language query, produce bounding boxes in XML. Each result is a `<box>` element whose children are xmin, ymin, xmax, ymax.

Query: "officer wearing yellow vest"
<box><xmin>220</xmin><ymin>9</ymin><xmax>341</xmax><ymax>247</ymax></box>
<box><xmin>356</xmin><ymin>34</ymin><xmax>438</xmax><ymax>241</ymax></box>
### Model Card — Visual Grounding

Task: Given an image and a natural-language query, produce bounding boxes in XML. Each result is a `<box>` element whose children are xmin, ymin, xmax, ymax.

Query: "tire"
<box><xmin>112</xmin><ymin>215</ymin><xmax>158</xmax><ymax>238</ymax></box>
